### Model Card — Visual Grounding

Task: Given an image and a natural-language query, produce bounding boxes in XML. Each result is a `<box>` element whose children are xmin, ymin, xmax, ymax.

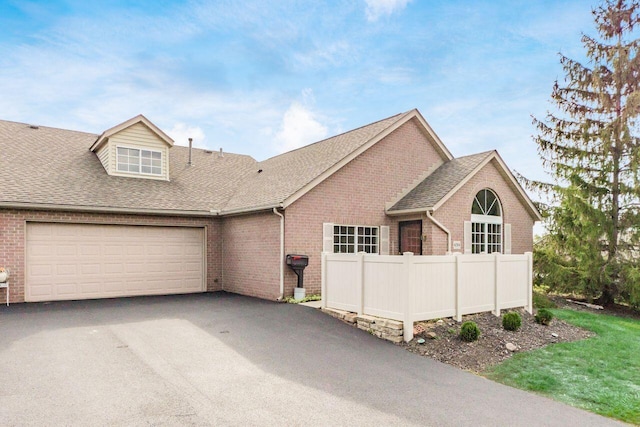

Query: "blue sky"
<box><xmin>0</xmin><ymin>0</ymin><xmax>597</xmax><ymax>182</ymax></box>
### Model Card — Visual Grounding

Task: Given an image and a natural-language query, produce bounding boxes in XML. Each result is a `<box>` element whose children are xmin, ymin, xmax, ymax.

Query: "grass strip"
<box><xmin>484</xmin><ymin>309</ymin><xmax>640</xmax><ymax>424</ymax></box>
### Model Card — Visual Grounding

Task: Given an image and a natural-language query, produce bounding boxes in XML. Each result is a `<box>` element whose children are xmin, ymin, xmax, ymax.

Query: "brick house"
<box><xmin>0</xmin><ymin>109</ymin><xmax>541</xmax><ymax>304</ymax></box>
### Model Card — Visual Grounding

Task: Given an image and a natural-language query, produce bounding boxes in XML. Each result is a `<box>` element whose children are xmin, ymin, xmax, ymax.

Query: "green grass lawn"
<box><xmin>484</xmin><ymin>309</ymin><xmax>640</xmax><ymax>425</ymax></box>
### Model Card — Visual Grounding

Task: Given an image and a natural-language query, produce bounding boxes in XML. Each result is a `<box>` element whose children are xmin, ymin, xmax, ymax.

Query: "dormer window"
<box><xmin>91</xmin><ymin>114</ymin><xmax>174</xmax><ymax>181</ymax></box>
<box><xmin>117</xmin><ymin>147</ymin><xmax>162</xmax><ymax>175</ymax></box>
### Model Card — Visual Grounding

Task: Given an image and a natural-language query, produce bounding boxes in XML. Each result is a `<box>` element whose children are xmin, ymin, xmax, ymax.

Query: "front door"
<box><xmin>399</xmin><ymin>220</ymin><xmax>422</xmax><ymax>254</ymax></box>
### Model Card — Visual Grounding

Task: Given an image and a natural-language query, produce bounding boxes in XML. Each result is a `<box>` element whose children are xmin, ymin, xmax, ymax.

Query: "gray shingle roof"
<box><xmin>0</xmin><ymin>120</ymin><xmax>257</xmax><ymax>214</ymax></box>
<box><xmin>0</xmin><ymin>111</ymin><xmax>409</xmax><ymax>215</ymax></box>
<box><xmin>222</xmin><ymin>111</ymin><xmax>409</xmax><ymax>212</ymax></box>
<box><xmin>388</xmin><ymin>151</ymin><xmax>494</xmax><ymax>212</ymax></box>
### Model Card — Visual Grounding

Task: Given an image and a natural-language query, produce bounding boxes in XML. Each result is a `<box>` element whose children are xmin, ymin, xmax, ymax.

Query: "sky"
<box><xmin>0</xmin><ymin>0</ymin><xmax>599</xmax><ymax>185</ymax></box>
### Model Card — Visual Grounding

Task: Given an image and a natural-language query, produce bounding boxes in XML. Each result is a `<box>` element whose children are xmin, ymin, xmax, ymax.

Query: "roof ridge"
<box><xmin>169</xmin><ymin>144</ymin><xmax>256</xmax><ymax>160</ymax></box>
<box><xmin>0</xmin><ymin>119</ymin><xmax>98</xmax><ymax>137</ymax></box>
<box><xmin>453</xmin><ymin>150</ymin><xmax>495</xmax><ymax>160</ymax></box>
<box><xmin>258</xmin><ymin>110</ymin><xmax>410</xmax><ymax>164</ymax></box>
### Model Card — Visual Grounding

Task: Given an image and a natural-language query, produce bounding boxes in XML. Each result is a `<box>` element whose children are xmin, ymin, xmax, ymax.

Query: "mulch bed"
<box><xmin>403</xmin><ymin>307</ymin><xmax>594</xmax><ymax>373</ymax></box>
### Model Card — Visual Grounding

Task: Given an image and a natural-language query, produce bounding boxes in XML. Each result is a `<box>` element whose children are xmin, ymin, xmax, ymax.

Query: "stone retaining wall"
<box><xmin>321</xmin><ymin>308</ymin><xmax>404</xmax><ymax>344</ymax></box>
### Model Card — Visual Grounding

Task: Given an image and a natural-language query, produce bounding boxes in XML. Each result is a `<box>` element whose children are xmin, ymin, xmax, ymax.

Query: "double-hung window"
<box><xmin>333</xmin><ymin>225</ymin><xmax>379</xmax><ymax>254</ymax></box>
<box><xmin>117</xmin><ymin>147</ymin><xmax>162</xmax><ymax>175</ymax></box>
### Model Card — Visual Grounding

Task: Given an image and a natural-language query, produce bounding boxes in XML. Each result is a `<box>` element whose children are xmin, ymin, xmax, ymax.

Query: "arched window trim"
<box><xmin>470</xmin><ymin>188</ymin><xmax>503</xmax><ymax>254</ymax></box>
<box><xmin>472</xmin><ymin>188</ymin><xmax>502</xmax><ymax>217</ymax></box>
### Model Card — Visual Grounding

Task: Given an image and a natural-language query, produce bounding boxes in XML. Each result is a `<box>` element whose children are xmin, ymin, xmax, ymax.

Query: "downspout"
<box><xmin>273</xmin><ymin>207</ymin><xmax>285</xmax><ymax>300</ymax></box>
<box><xmin>426</xmin><ymin>210</ymin><xmax>452</xmax><ymax>255</ymax></box>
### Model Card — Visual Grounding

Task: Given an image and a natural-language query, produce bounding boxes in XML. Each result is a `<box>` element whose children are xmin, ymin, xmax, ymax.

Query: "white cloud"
<box><xmin>364</xmin><ymin>0</ymin><xmax>412</xmax><ymax>22</ymax></box>
<box><xmin>292</xmin><ymin>41</ymin><xmax>354</xmax><ymax>70</ymax></box>
<box><xmin>274</xmin><ymin>101</ymin><xmax>328</xmax><ymax>153</ymax></box>
<box><xmin>167</xmin><ymin>123</ymin><xmax>207</xmax><ymax>148</ymax></box>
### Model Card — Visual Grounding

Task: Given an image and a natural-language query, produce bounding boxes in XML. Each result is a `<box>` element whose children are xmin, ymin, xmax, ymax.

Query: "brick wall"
<box><xmin>431</xmin><ymin>159</ymin><xmax>535</xmax><ymax>255</ymax></box>
<box><xmin>0</xmin><ymin>209</ymin><xmax>222</xmax><ymax>303</ymax></box>
<box><xmin>221</xmin><ymin>211</ymin><xmax>281</xmax><ymax>300</ymax></box>
<box><xmin>284</xmin><ymin>118</ymin><xmax>447</xmax><ymax>296</ymax></box>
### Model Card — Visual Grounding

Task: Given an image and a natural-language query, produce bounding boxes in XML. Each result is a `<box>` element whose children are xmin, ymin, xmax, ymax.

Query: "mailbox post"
<box><xmin>286</xmin><ymin>254</ymin><xmax>309</xmax><ymax>300</ymax></box>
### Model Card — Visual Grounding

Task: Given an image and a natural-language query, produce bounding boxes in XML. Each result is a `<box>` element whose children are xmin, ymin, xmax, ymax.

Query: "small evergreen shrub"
<box><xmin>533</xmin><ymin>291</ymin><xmax>557</xmax><ymax>309</ymax></box>
<box><xmin>502</xmin><ymin>312</ymin><xmax>522</xmax><ymax>331</ymax></box>
<box><xmin>459</xmin><ymin>321</ymin><xmax>480</xmax><ymax>342</ymax></box>
<box><xmin>535</xmin><ymin>308</ymin><xmax>554</xmax><ymax>325</ymax></box>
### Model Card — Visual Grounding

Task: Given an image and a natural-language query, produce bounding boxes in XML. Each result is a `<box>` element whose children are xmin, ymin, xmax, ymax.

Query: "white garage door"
<box><xmin>26</xmin><ymin>223</ymin><xmax>205</xmax><ymax>302</ymax></box>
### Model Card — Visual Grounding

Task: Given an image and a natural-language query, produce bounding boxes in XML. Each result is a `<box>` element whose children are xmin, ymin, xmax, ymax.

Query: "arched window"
<box><xmin>471</xmin><ymin>189</ymin><xmax>502</xmax><ymax>254</ymax></box>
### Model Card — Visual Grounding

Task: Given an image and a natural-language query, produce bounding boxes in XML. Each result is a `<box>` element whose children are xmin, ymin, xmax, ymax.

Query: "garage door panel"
<box><xmin>56</xmin><ymin>283</ymin><xmax>78</xmax><ymax>296</ymax></box>
<box><xmin>29</xmin><ymin>244</ymin><xmax>53</xmax><ymax>257</ymax></box>
<box><xmin>80</xmin><ymin>264</ymin><xmax>101</xmax><ymax>275</ymax></box>
<box><xmin>147</xmin><ymin>245</ymin><xmax>165</xmax><ymax>256</ymax></box>
<box><xmin>104</xmin><ymin>244</ymin><xmax>123</xmax><ymax>256</ymax></box>
<box><xmin>29</xmin><ymin>264</ymin><xmax>53</xmax><ymax>277</ymax></box>
<box><xmin>79</xmin><ymin>282</ymin><xmax>102</xmax><ymax>294</ymax></box>
<box><xmin>185</xmin><ymin>262</ymin><xmax>203</xmax><ymax>272</ymax></box>
<box><xmin>29</xmin><ymin>284</ymin><xmax>52</xmax><ymax>297</ymax></box>
<box><xmin>127</xmin><ymin>245</ymin><xmax>144</xmax><ymax>255</ymax></box>
<box><xmin>26</xmin><ymin>223</ymin><xmax>205</xmax><ymax>302</ymax></box>
<box><xmin>58</xmin><ymin>245</ymin><xmax>77</xmax><ymax>256</ymax></box>
<box><xmin>79</xmin><ymin>244</ymin><xmax>101</xmax><ymax>256</ymax></box>
<box><xmin>56</xmin><ymin>264</ymin><xmax>78</xmax><ymax>275</ymax></box>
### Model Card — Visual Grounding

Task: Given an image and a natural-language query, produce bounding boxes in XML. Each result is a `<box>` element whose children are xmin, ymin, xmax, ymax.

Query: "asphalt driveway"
<box><xmin>0</xmin><ymin>293</ymin><xmax>624</xmax><ymax>426</ymax></box>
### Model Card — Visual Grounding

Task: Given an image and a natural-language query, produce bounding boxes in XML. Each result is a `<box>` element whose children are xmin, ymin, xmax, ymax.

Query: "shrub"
<box><xmin>459</xmin><ymin>321</ymin><xmax>480</xmax><ymax>342</ymax></box>
<box><xmin>533</xmin><ymin>291</ymin><xmax>557</xmax><ymax>309</ymax></box>
<box><xmin>535</xmin><ymin>308</ymin><xmax>554</xmax><ymax>325</ymax></box>
<box><xmin>502</xmin><ymin>312</ymin><xmax>522</xmax><ymax>331</ymax></box>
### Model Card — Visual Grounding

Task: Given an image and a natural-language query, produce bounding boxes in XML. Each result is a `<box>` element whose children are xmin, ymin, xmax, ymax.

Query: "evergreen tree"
<box><xmin>533</xmin><ymin>0</ymin><xmax>640</xmax><ymax>306</ymax></box>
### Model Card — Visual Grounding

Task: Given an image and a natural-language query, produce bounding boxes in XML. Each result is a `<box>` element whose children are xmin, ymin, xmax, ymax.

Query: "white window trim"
<box><xmin>471</xmin><ymin>221</ymin><xmax>502</xmax><ymax>254</ymax></box>
<box><xmin>116</xmin><ymin>145</ymin><xmax>163</xmax><ymax>176</ymax></box>
<box><xmin>470</xmin><ymin>189</ymin><xmax>503</xmax><ymax>254</ymax></box>
<box><xmin>333</xmin><ymin>224</ymin><xmax>380</xmax><ymax>254</ymax></box>
<box><xmin>471</xmin><ymin>213</ymin><xmax>503</xmax><ymax>224</ymax></box>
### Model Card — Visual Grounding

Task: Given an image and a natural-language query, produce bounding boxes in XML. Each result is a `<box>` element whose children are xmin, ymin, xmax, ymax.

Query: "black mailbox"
<box><xmin>286</xmin><ymin>254</ymin><xmax>309</xmax><ymax>268</ymax></box>
<box><xmin>286</xmin><ymin>254</ymin><xmax>309</xmax><ymax>288</ymax></box>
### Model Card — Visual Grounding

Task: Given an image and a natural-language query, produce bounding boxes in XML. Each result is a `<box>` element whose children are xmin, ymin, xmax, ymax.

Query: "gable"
<box><xmin>387</xmin><ymin>151</ymin><xmax>541</xmax><ymax>221</ymax></box>
<box><xmin>387</xmin><ymin>151</ymin><xmax>494</xmax><ymax>213</ymax></box>
<box><xmin>221</xmin><ymin>109</ymin><xmax>453</xmax><ymax>214</ymax></box>
<box><xmin>286</xmin><ymin>117</ymin><xmax>448</xmax><ymax>219</ymax></box>
<box><xmin>93</xmin><ymin>120</ymin><xmax>172</xmax><ymax>181</ymax></box>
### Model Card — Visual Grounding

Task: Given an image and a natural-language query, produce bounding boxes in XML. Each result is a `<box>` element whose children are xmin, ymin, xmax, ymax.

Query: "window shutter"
<box><xmin>464</xmin><ymin>221</ymin><xmax>472</xmax><ymax>254</ymax></box>
<box><xmin>379</xmin><ymin>226</ymin><xmax>390</xmax><ymax>255</ymax></box>
<box><xmin>323</xmin><ymin>223</ymin><xmax>334</xmax><ymax>253</ymax></box>
<box><xmin>504</xmin><ymin>223</ymin><xmax>512</xmax><ymax>254</ymax></box>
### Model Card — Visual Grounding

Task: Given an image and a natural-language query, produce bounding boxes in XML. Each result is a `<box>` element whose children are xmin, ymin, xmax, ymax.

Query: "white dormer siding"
<box><xmin>96</xmin><ymin>143</ymin><xmax>110</xmax><ymax>172</ymax></box>
<box><xmin>91</xmin><ymin>116</ymin><xmax>173</xmax><ymax>181</ymax></box>
<box><xmin>109</xmin><ymin>123</ymin><xmax>169</xmax><ymax>180</ymax></box>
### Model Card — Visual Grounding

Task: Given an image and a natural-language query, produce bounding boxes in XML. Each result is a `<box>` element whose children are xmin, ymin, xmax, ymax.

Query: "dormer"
<box><xmin>90</xmin><ymin>115</ymin><xmax>173</xmax><ymax>181</ymax></box>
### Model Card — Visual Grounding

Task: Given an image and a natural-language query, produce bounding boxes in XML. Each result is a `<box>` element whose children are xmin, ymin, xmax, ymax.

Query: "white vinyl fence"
<box><xmin>321</xmin><ymin>251</ymin><xmax>533</xmax><ymax>342</ymax></box>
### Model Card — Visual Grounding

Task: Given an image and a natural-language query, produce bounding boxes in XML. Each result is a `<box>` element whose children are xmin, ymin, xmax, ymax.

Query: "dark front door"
<box><xmin>399</xmin><ymin>220</ymin><xmax>422</xmax><ymax>254</ymax></box>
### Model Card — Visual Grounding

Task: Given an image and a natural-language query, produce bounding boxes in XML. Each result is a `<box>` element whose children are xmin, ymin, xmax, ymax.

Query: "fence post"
<box><xmin>356</xmin><ymin>252</ymin><xmax>365</xmax><ymax>315</ymax></box>
<box><xmin>321</xmin><ymin>252</ymin><xmax>327</xmax><ymax>309</ymax></box>
<box><xmin>526</xmin><ymin>251</ymin><xmax>533</xmax><ymax>314</ymax></box>
<box><xmin>455</xmin><ymin>253</ymin><xmax>462</xmax><ymax>322</ymax></box>
<box><xmin>403</xmin><ymin>252</ymin><xmax>414</xmax><ymax>342</ymax></box>
<box><xmin>494</xmin><ymin>252</ymin><xmax>501</xmax><ymax>317</ymax></box>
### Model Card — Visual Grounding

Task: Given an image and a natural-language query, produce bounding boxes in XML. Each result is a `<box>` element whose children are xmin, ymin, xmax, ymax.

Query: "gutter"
<box><xmin>0</xmin><ymin>201</ymin><xmax>219</xmax><ymax>217</ymax></box>
<box><xmin>426</xmin><ymin>210</ymin><xmax>452</xmax><ymax>255</ymax></box>
<box><xmin>220</xmin><ymin>203</ymin><xmax>282</xmax><ymax>216</ymax></box>
<box><xmin>272</xmin><ymin>208</ymin><xmax>285</xmax><ymax>300</ymax></box>
<box><xmin>385</xmin><ymin>206</ymin><xmax>433</xmax><ymax>216</ymax></box>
